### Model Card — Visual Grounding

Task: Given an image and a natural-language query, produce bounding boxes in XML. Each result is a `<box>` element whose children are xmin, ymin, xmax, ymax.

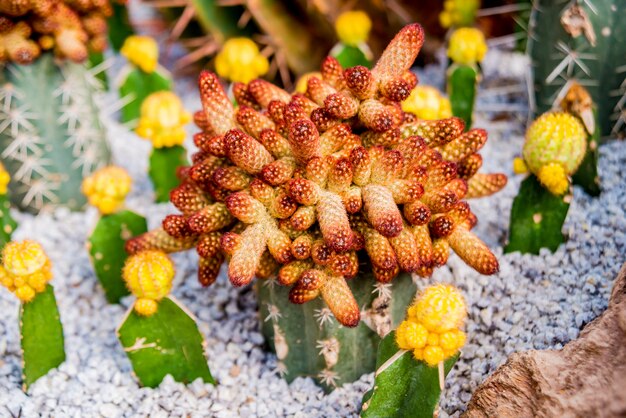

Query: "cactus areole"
<box><xmin>128</xmin><ymin>24</ymin><xmax>506</xmax><ymax>329</ymax></box>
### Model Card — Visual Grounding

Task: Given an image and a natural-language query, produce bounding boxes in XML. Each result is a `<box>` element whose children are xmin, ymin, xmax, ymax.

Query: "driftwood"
<box><xmin>464</xmin><ymin>263</ymin><xmax>626</xmax><ymax>418</ymax></box>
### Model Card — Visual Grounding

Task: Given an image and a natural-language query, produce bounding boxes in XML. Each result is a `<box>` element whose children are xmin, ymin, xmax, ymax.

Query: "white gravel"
<box><xmin>1</xmin><ymin>48</ymin><xmax>625</xmax><ymax>418</ymax></box>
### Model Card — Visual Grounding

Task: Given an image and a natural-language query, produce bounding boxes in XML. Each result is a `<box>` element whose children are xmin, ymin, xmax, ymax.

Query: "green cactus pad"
<box><xmin>88</xmin><ymin>210</ymin><xmax>148</xmax><ymax>303</ymax></box>
<box><xmin>360</xmin><ymin>332</ymin><xmax>458</xmax><ymax>418</ymax></box>
<box><xmin>190</xmin><ymin>0</ymin><xmax>252</xmax><ymax>43</ymax></box>
<box><xmin>117</xmin><ymin>297</ymin><xmax>214</xmax><ymax>388</ymax></box>
<box><xmin>528</xmin><ymin>0</ymin><xmax>626</xmax><ymax>138</ymax></box>
<box><xmin>108</xmin><ymin>1</ymin><xmax>135</xmax><ymax>51</ymax></box>
<box><xmin>88</xmin><ymin>51</ymin><xmax>108</xmax><ymax>88</ymax></box>
<box><xmin>0</xmin><ymin>53</ymin><xmax>112</xmax><ymax>213</ymax></box>
<box><xmin>119</xmin><ymin>67</ymin><xmax>172</xmax><ymax>123</ymax></box>
<box><xmin>258</xmin><ymin>270</ymin><xmax>416</xmax><ymax>392</ymax></box>
<box><xmin>20</xmin><ymin>284</ymin><xmax>66</xmax><ymax>390</ymax></box>
<box><xmin>0</xmin><ymin>194</ymin><xmax>17</xmax><ymax>248</ymax></box>
<box><xmin>505</xmin><ymin>174</ymin><xmax>570</xmax><ymax>254</ymax></box>
<box><xmin>572</xmin><ymin>109</ymin><xmax>600</xmax><ymax>196</ymax></box>
<box><xmin>447</xmin><ymin>64</ymin><xmax>477</xmax><ymax>130</ymax></box>
<box><xmin>149</xmin><ymin>145</ymin><xmax>188</xmax><ymax>203</ymax></box>
<box><xmin>331</xmin><ymin>44</ymin><xmax>373</xmax><ymax>69</ymax></box>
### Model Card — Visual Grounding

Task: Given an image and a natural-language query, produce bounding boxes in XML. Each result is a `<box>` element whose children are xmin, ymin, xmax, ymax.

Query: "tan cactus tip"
<box><xmin>127</xmin><ymin>23</ymin><xmax>506</xmax><ymax>327</ymax></box>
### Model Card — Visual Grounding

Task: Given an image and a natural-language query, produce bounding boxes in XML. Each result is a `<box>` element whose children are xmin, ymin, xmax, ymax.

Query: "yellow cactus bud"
<box><xmin>447</xmin><ymin>27</ymin><xmax>487</xmax><ymax>66</ymax></box>
<box><xmin>215</xmin><ymin>38</ymin><xmax>269</xmax><ymax>84</ymax></box>
<box><xmin>439</xmin><ymin>0</ymin><xmax>480</xmax><ymax>29</ymax></box>
<box><xmin>402</xmin><ymin>86</ymin><xmax>452</xmax><ymax>120</ymax></box>
<box><xmin>414</xmin><ymin>284</ymin><xmax>467</xmax><ymax>334</ymax></box>
<box><xmin>134</xmin><ymin>298</ymin><xmax>158</xmax><ymax>316</ymax></box>
<box><xmin>423</xmin><ymin>345</ymin><xmax>445</xmax><ymax>367</ymax></box>
<box><xmin>537</xmin><ymin>163</ymin><xmax>569</xmax><ymax>196</ymax></box>
<box><xmin>427</xmin><ymin>332</ymin><xmax>440</xmax><ymax>347</ymax></box>
<box><xmin>121</xmin><ymin>35</ymin><xmax>159</xmax><ymax>74</ymax></box>
<box><xmin>523</xmin><ymin>112</ymin><xmax>587</xmax><ymax>179</ymax></box>
<box><xmin>135</xmin><ymin>91</ymin><xmax>191</xmax><ymax>148</ymax></box>
<box><xmin>513</xmin><ymin>157</ymin><xmax>528</xmax><ymax>175</ymax></box>
<box><xmin>0</xmin><ymin>162</ymin><xmax>9</xmax><ymax>195</ymax></box>
<box><xmin>335</xmin><ymin>11</ymin><xmax>372</xmax><ymax>46</ymax></box>
<box><xmin>82</xmin><ymin>166</ymin><xmax>132</xmax><ymax>215</ymax></box>
<box><xmin>1</xmin><ymin>240</ymin><xmax>53</xmax><ymax>303</ymax></box>
<box><xmin>123</xmin><ymin>250</ymin><xmax>174</xmax><ymax>316</ymax></box>
<box><xmin>395</xmin><ymin>320</ymin><xmax>428</xmax><ymax>350</ymax></box>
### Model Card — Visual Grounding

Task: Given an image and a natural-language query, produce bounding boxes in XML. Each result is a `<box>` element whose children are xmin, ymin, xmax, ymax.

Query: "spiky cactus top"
<box><xmin>127</xmin><ymin>24</ymin><xmax>507</xmax><ymax>327</ymax></box>
<box><xmin>0</xmin><ymin>0</ymin><xmax>112</xmax><ymax>64</ymax></box>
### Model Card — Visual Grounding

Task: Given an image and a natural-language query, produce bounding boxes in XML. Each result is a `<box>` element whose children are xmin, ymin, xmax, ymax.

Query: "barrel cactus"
<box><xmin>128</xmin><ymin>23</ymin><xmax>506</xmax><ymax>389</ymax></box>
<box><xmin>0</xmin><ymin>0</ymin><xmax>113</xmax><ymax>213</ymax></box>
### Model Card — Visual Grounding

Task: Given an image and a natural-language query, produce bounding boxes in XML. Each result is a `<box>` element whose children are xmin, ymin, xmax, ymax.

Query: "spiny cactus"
<box><xmin>117</xmin><ymin>250</ymin><xmax>214</xmax><ymax>387</ymax></box>
<box><xmin>0</xmin><ymin>163</ymin><xmax>18</xmax><ymax>248</ymax></box>
<box><xmin>0</xmin><ymin>53</ymin><xmax>111</xmax><ymax>213</ymax></box>
<box><xmin>527</xmin><ymin>0</ymin><xmax>626</xmax><ymax>138</ymax></box>
<box><xmin>0</xmin><ymin>0</ymin><xmax>111</xmax><ymax>64</ymax></box>
<box><xmin>127</xmin><ymin>23</ymin><xmax>506</xmax><ymax>387</ymax></box>
<box><xmin>0</xmin><ymin>240</ymin><xmax>65</xmax><ymax>390</ymax></box>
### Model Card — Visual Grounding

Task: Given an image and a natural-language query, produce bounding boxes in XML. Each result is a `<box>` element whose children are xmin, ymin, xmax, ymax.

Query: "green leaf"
<box><xmin>117</xmin><ymin>297</ymin><xmax>214</xmax><ymax>388</ymax></box>
<box><xmin>119</xmin><ymin>68</ymin><xmax>172</xmax><ymax>123</ymax></box>
<box><xmin>149</xmin><ymin>145</ymin><xmax>188</xmax><ymax>203</ymax></box>
<box><xmin>88</xmin><ymin>210</ymin><xmax>147</xmax><ymax>303</ymax></box>
<box><xmin>505</xmin><ymin>174</ymin><xmax>570</xmax><ymax>254</ymax></box>
<box><xmin>572</xmin><ymin>109</ymin><xmax>600</xmax><ymax>196</ymax></box>
<box><xmin>360</xmin><ymin>332</ymin><xmax>458</xmax><ymax>418</ymax></box>
<box><xmin>331</xmin><ymin>44</ymin><xmax>373</xmax><ymax>69</ymax></box>
<box><xmin>447</xmin><ymin>64</ymin><xmax>477</xmax><ymax>130</ymax></box>
<box><xmin>108</xmin><ymin>1</ymin><xmax>135</xmax><ymax>51</ymax></box>
<box><xmin>20</xmin><ymin>285</ymin><xmax>65</xmax><ymax>390</ymax></box>
<box><xmin>0</xmin><ymin>194</ymin><xmax>17</xmax><ymax>248</ymax></box>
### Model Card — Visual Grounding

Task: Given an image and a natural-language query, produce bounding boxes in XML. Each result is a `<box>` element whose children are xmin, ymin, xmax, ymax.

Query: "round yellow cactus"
<box><xmin>295</xmin><ymin>72</ymin><xmax>322</xmax><ymax>94</ymax></box>
<box><xmin>123</xmin><ymin>250</ymin><xmax>174</xmax><ymax>316</ymax></box>
<box><xmin>121</xmin><ymin>35</ymin><xmax>159</xmax><ymax>74</ymax></box>
<box><xmin>402</xmin><ymin>86</ymin><xmax>452</xmax><ymax>120</ymax></box>
<box><xmin>135</xmin><ymin>91</ymin><xmax>191</xmax><ymax>148</ymax></box>
<box><xmin>439</xmin><ymin>0</ymin><xmax>480</xmax><ymax>29</ymax></box>
<box><xmin>82</xmin><ymin>166</ymin><xmax>132</xmax><ymax>215</ymax></box>
<box><xmin>335</xmin><ymin>11</ymin><xmax>372</xmax><ymax>47</ymax></box>
<box><xmin>215</xmin><ymin>38</ymin><xmax>269</xmax><ymax>84</ymax></box>
<box><xmin>523</xmin><ymin>112</ymin><xmax>587</xmax><ymax>195</ymax></box>
<box><xmin>0</xmin><ymin>240</ymin><xmax>53</xmax><ymax>303</ymax></box>
<box><xmin>447</xmin><ymin>27</ymin><xmax>488</xmax><ymax>66</ymax></box>
<box><xmin>396</xmin><ymin>284</ymin><xmax>467</xmax><ymax>366</ymax></box>
<box><xmin>0</xmin><ymin>162</ymin><xmax>9</xmax><ymax>195</ymax></box>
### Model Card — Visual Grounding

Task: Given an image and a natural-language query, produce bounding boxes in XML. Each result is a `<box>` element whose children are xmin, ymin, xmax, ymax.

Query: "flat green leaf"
<box><xmin>119</xmin><ymin>68</ymin><xmax>172</xmax><ymax>123</ymax></box>
<box><xmin>117</xmin><ymin>297</ymin><xmax>214</xmax><ymax>388</ymax></box>
<box><xmin>0</xmin><ymin>194</ymin><xmax>17</xmax><ymax>248</ymax></box>
<box><xmin>332</xmin><ymin>44</ymin><xmax>373</xmax><ymax>69</ymax></box>
<box><xmin>20</xmin><ymin>285</ymin><xmax>65</xmax><ymax>390</ymax></box>
<box><xmin>88</xmin><ymin>210</ymin><xmax>147</xmax><ymax>303</ymax></box>
<box><xmin>360</xmin><ymin>332</ymin><xmax>458</xmax><ymax>418</ymax></box>
<box><xmin>505</xmin><ymin>175</ymin><xmax>570</xmax><ymax>254</ymax></box>
<box><xmin>149</xmin><ymin>145</ymin><xmax>188</xmax><ymax>203</ymax></box>
<box><xmin>108</xmin><ymin>2</ymin><xmax>135</xmax><ymax>51</ymax></box>
<box><xmin>448</xmin><ymin>64</ymin><xmax>477</xmax><ymax>130</ymax></box>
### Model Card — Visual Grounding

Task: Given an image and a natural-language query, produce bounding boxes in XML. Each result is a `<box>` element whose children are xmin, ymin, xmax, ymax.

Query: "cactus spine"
<box><xmin>527</xmin><ymin>0</ymin><xmax>626</xmax><ymax>138</ymax></box>
<box><xmin>258</xmin><ymin>271</ymin><xmax>415</xmax><ymax>391</ymax></box>
<box><xmin>0</xmin><ymin>54</ymin><xmax>111</xmax><ymax>213</ymax></box>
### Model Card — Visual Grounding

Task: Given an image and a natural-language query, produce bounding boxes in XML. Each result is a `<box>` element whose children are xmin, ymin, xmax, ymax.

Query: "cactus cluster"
<box><xmin>128</xmin><ymin>24</ymin><xmax>506</xmax><ymax>330</ymax></box>
<box><xmin>0</xmin><ymin>0</ymin><xmax>113</xmax><ymax>64</ymax></box>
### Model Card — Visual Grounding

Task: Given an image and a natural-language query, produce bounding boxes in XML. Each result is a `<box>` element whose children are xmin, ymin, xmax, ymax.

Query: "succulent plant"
<box><xmin>0</xmin><ymin>163</ymin><xmax>18</xmax><ymax>248</ymax></box>
<box><xmin>0</xmin><ymin>1</ymin><xmax>113</xmax><ymax>213</ymax></box>
<box><xmin>0</xmin><ymin>240</ymin><xmax>65</xmax><ymax>390</ymax></box>
<box><xmin>527</xmin><ymin>0</ymin><xmax>626</xmax><ymax>138</ymax></box>
<box><xmin>128</xmin><ymin>23</ymin><xmax>506</xmax><ymax>387</ymax></box>
<box><xmin>117</xmin><ymin>250</ymin><xmax>214</xmax><ymax>388</ymax></box>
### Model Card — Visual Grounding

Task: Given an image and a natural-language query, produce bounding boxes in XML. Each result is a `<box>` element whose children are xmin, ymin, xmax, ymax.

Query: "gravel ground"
<box><xmin>0</xmin><ymin>48</ymin><xmax>625</xmax><ymax>417</ymax></box>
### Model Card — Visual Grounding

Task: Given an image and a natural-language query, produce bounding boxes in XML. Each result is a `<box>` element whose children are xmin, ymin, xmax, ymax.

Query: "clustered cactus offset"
<box><xmin>128</xmin><ymin>23</ymin><xmax>507</xmax><ymax>328</ymax></box>
<box><xmin>0</xmin><ymin>0</ymin><xmax>112</xmax><ymax>64</ymax></box>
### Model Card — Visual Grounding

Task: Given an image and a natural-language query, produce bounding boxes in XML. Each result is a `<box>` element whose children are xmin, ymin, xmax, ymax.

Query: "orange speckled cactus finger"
<box><xmin>127</xmin><ymin>23</ymin><xmax>507</xmax><ymax>328</ymax></box>
<box><xmin>122</xmin><ymin>250</ymin><xmax>174</xmax><ymax>316</ymax></box>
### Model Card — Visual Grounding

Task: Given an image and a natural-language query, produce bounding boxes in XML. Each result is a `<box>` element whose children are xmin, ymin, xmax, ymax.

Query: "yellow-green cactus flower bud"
<box><xmin>335</xmin><ymin>11</ymin><xmax>372</xmax><ymax>47</ymax></box>
<box><xmin>135</xmin><ymin>91</ymin><xmax>191</xmax><ymax>149</ymax></box>
<box><xmin>402</xmin><ymin>86</ymin><xmax>452</xmax><ymax>120</ymax></box>
<box><xmin>1</xmin><ymin>240</ymin><xmax>53</xmax><ymax>302</ymax></box>
<box><xmin>215</xmin><ymin>38</ymin><xmax>269</xmax><ymax>84</ymax></box>
<box><xmin>447</xmin><ymin>27</ymin><xmax>487</xmax><ymax>66</ymax></box>
<box><xmin>121</xmin><ymin>35</ymin><xmax>159</xmax><ymax>74</ymax></box>
<box><xmin>123</xmin><ymin>250</ymin><xmax>174</xmax><ymax>316</ymax></box>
